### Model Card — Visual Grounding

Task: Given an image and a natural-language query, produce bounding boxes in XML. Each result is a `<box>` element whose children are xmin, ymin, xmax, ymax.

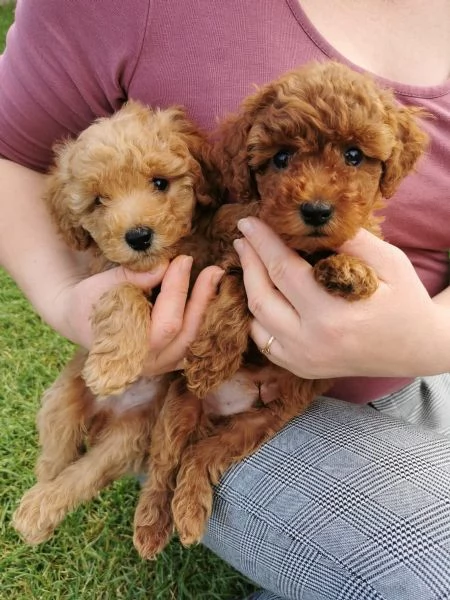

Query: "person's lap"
<box><xmin>204</xmin><ymin>383</ymin><xmax>450</xmax><ymax>599</ymax></box>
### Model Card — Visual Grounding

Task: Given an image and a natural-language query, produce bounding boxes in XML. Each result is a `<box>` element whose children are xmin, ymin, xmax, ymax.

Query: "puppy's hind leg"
<box><xmin>36</xmin><ymin>350</ymin><xmax>93</xmax><ymax>482</ymax></box>
<box><xmin>83</xmin><ymin>283</ymin><xmax>151</xmax><ymax>397</ymax></box>
<box><xmin>13</xmin><ymin>412</ymin><xmax>150</xmax><ymax>545</ymax></box>
<box><xmin>172</xmin><ymin>376</ymin><xmax>328</xmax><ymax>546</ymax></box>
<box><xmin>134</xmin><ymin>380</ymin><xmax>203</xmax><ymax>560</ymax></box>
<box><xmin>171</xmin><ymin>408</ymin><xmax>277</xmax><ymax>547</ymax></box>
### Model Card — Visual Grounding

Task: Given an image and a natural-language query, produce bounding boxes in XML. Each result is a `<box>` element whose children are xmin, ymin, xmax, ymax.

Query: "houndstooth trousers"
<box><xmin>203</xmin><ymin>375</ymin><xmax>450</xmax><ymax>599</ymax></box>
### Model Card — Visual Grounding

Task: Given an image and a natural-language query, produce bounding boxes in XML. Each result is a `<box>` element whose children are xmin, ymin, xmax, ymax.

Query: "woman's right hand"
<box><xmin>55</xmin><ymin>255</ymin><xmax>224</xmax><ymax>376</ymax></box>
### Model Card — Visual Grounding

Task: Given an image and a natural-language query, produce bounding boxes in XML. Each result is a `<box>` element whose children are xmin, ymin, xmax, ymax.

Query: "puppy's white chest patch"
<box><xmin>97</xmin><ymin>377</ymin><xmax>163</xmax><ymax>414</ymax></box>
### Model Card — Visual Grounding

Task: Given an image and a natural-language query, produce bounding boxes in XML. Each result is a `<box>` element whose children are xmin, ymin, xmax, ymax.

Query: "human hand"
<box><xmin>55</xmin><ymin>256</ymin><xmax>224</xmax><ymax>377</ymax></box>
<box><xmin>233</xmin><ymin>217</ymin><xmax>447</xmax><ymax>379</ymax></box>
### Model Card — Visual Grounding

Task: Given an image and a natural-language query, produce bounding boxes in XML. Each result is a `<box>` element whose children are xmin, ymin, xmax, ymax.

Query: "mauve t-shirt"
<box><xmin>1</xmin><ymin>0</ymin><xmax>449</xmax><ymax>403</ymax></box>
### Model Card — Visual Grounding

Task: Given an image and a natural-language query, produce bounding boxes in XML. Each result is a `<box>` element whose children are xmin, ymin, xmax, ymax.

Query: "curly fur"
<box><xmin>12</xmin><ymin>101</ymin><xmax>218</xmax><ymax>546</ymax></box>
<box><xmin>185</xmin><ymin>61</ymin><xmax>428</xmax><ymax>391</ymax></box>
<box><xmin>43</xmin><ymin>100</ymin><xmax>217</xmax><ymax>396</ymax></box>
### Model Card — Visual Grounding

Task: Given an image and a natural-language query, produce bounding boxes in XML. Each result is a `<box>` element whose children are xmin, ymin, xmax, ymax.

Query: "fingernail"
<box><xmin>182</xmin><ymin>255</ymin><xmax>194</xmax><ymax>270</ymax></box>
<box><xmin>237</xmin><ymin>218</ymin><xmax>253</xmax><ymax>235</ymax></box>
<box><xmin>233</xmin><ymin>238</ymin><xmax>245</xmax><ymax>254</ymax></box>
<box><xmin>212</xmin><ymin>268</ymin><xmax>225</xmax><ymax>285</ymax></box>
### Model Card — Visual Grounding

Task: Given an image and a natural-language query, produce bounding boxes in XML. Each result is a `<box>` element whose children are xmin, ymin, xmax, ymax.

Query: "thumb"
<box><xmin>86</xmin><ymin>261</ymin><xmax>169</xmax><ymax>300</ymax></box>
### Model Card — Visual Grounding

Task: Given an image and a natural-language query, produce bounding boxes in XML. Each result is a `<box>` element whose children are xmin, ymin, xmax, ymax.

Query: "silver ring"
<box><xmin>260</xmin><ymin>335</ymin><xmax>275</xmax><ymax>356</ymax></box>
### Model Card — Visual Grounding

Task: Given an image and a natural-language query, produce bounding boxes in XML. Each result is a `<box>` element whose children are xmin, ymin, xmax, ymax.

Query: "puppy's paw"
<box><xmin>314</xmin><ymin>254</ymin><xmax>378</xmax><ymax>301</ymax></box>
<box><xmin>85</xmin><ymin>283</ymin><xmax>151</xmax><ymax>396</ymax></box>
<box><xmin>82</xmin><ymin>352</ymin><xmax>143</xmax><ymax>397</ymax></box>
<box><xmin>173</xmin><ymin>507</ymin><xmax>209</xmax><ymax>547</ymax></box>
<box><xmin>12</xmin><ymin>485</ymin><xmax>61</xmax><ymax>545</ymax></box>
<box><xmin>172</xmin><ymin>483</ymin><xmax>212</xmax><ymax>547</ymax></box>
<box><xmin>133</xmin><ymin>489</ymin><xmax>174</xmax><ymax>560</ymax></box>
<box><xmin>133</xmin><ymin>523</ymin><xmax>173</xmax><ymax>560</ymax></box>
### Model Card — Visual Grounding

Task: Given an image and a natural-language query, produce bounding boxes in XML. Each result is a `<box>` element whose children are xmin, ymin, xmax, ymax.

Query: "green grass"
<box><xmin>0</xmin><ymin>3</ymin><xmax>14</xmax><ymax>47</ymax></box>
<box><xmin>0</xmin><ymin>4</ymin><xmax>254</xmax><ymax>597</ymax></box>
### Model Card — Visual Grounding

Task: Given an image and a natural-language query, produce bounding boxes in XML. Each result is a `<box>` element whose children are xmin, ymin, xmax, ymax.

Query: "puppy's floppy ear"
<box><xmin>212</xmin><ymin>102</ymin><xmax>261</xmax><ymax>203</ymax></box>
<box><xmin>163</xmin><ymin>106</ymin><xmax>221</xmax><ymax>206</ymax></box>
<box><xmin>44</xmin><ymin>141</ymin><xmax>92</xmax><ymax>251</ymax></box>
<box><xmin>191</xmin><ymin>141</ymin><xmax>224</xmax><ymax>207</ymax></box>
<box><xmin>380</xmin><ymin>105</ymin><xmax>429</xmax><ymax>199</ymax></box>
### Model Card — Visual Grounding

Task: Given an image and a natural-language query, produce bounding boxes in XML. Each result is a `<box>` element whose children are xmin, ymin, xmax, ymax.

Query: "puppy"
<box><xmin>12</xmin><ymin>101</ymin><xmax>217</xmax><ymax>545</ymax></box>
<box><xmin>45</xmin><ymin>100</ymin><xmax>214</xmax><ymax>398</ymax></box>
<box><xmin>133</xmin><ymin>61</ymin><xmax>428</xmax><ymax>555</ymax></box>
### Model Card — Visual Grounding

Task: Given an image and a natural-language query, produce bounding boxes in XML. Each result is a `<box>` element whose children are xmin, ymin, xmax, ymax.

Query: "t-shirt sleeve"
<box><xmin>0</xmin><ymin>0</ymin><xmax>150</xmax><ymax>172</ymax></box>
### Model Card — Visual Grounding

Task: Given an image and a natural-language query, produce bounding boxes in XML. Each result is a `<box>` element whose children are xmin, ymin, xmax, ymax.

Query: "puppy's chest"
<box><xmin>94</xmin><ymin>377</ymin><xmax>165</xmax><ymax>415</ymax></box>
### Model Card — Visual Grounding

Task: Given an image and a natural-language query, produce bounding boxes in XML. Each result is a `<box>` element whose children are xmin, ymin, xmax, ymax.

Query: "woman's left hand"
<box><xmin>233</xmin><ymin>217</ymin><xmax>450</xmax><ymax>380</ymax></box>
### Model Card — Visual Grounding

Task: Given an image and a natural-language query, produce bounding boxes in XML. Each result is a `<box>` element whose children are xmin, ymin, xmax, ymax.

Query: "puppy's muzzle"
<box><xmin>299</xmin><ymin>201</ymin><xmax>334</xmax><ymax>227</ymax></box>
<box><xmin>125</xmin><ymin>226</ymin><xmax>154</xmax><ymax>251</ymax></box>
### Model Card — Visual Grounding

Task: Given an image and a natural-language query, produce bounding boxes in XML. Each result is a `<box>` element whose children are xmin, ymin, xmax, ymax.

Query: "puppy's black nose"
<box><xmin>125</xmin><ymin>226</ymin><xmax>154</xmax><ymax>251</ymax></box>
<box><xmin>299</xmin><ymin>201</ymin><xmax>334</xmax><ymax>227</ymax></box>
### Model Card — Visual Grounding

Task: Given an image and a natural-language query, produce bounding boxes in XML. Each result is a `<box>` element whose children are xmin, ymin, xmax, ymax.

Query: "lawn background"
<box><xmin>0</xmin><ymin>4</ymin><xmax>254</xmax><ymax>598</ymax></box>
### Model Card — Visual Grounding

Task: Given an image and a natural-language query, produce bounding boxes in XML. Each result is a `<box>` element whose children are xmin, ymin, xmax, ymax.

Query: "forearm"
<box><xmin>380</xmin><ymin>295</ymin><xmax>450</xmax><ymax>378</ymax></box>
<box><xmin>0</xmin><ymin>158</ymin><xmax>86</xmax><ymax>334</ymax></box>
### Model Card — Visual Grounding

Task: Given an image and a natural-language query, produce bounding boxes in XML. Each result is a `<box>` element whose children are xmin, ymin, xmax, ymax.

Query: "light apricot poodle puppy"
<box><xmin>12</xmin><ymin>100</ymin><xmax>217</xmax><ymax>545</ymax></box>
<box><xmin>45</xmin><ymin>100</ymin><xmax>215</xmax><ymax>397</ymax></box>
<box><xmin>133</xmin><ymin>61</ymin><xmax>429</xmax><ymax>555</ymax></box>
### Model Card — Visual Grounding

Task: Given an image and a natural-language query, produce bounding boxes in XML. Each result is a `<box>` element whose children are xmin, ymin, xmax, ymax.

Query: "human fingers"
<box><xmin>236</xmin><ymin>217</ymin><xmax>316</xmax><ymax>307</ymax></box>
<box><xmin>149</xmin><ymin>255</ymin><xmax>193</xmax><ymax>351</ymax></box>
<box><xmin>83</xmin><ymin>262</ymin><xmax>169</xmax><ymax>319</ymax></box>
<box><xmin>249</xmin><ymin>319</ymin><xmax>286</xmax><ymax>369</ymax></box>
<box><xmin>144</xmin><ymin>265</ymin><xmax>224</xmax><ymax>374</ymax></box>
<box><xmin>84</xmin><ymin>261</ymin><xmax>169</xmax><ymax>306</ymax></box>
<box><xmin>170</xmin><ymin>266</ymin><xmax>225</xmax><ymax>370</ymax></box>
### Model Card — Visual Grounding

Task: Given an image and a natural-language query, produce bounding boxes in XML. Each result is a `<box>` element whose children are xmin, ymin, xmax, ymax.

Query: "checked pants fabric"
<box><xmin>203</xmin><ymin>389</ymin><xmax>450</xmax><ymax>600</ymax></box>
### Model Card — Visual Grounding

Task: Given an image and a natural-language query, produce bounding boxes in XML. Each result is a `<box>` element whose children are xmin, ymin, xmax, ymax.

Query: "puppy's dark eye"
<box><xmin>344</xmin><ymin>147</ymin><xmax>364</xmax><ymax>167</ymax></box>
<box><xmin>271</xmin><ymin>150</ymin><xmax>292</xmax><ymax>170</ymax></box>
<box><xmin>152</xmin><ymin>177</ymin><xmax>169</xmax><ymax>191</ymax></box>
<box><xmin>94</xmin><ymin>196</ymin><xmax>103</xmax><ymax>207</ymax></box>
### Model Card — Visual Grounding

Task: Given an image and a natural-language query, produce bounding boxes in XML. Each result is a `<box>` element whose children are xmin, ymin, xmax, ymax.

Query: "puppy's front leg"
<box><xmin>184</xmin><ymin>272</ymin><xmax>250</xmax><ymax>398</ymax></box>
<box><xmin>83</xmin><ymin>283</ymin><xmax>151</xmax><ymax>397</ymax></box>
<box><xmin>313</xmin><ymin>254</ymin><xmax>378</xmax><ymax>301</ymax></box>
